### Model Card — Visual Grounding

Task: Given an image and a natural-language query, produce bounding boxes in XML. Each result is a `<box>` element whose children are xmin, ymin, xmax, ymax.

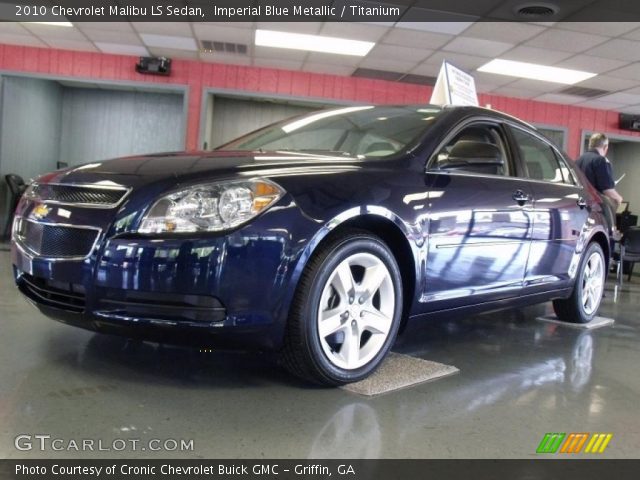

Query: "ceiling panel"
<box><xmin>132</xmin><ymin>22</ymin><xmax>193</xmax><ymax>37</ymax></box>
<box><xmin>534</xmin><ymin>93</ymin><xmax>586</xmax><ymax>105</ymax></box>
<box><xmin>358</xmin><ymin>57</ymin><xmax>419</xmax><ymax>73</ymax></box>
<box><xmin>366</xmin><ymin>44</ymin><xmax>433</xmax><ymax>63</ymax></box>
<box><xmin>0</xmin><ymin>32</ymin><xmax>46</xmax><ymax>47</ymax></box>
<box><xmin>140</xmin><ymin>33</ymin><xmax>198</xmax><ymax>51</ymax></box>
<box><xmin>302</xmin><ymin>62</ymin><xmax>356</xmax><ymax>76</ymax></box>
<box><xmin>461</xmin><ymin>22</ymin><xmax>546</xmax><ymax>43</ymax></box>
<box><xmin>193</xmin><ymin>24</ymin><xmax>253</xmax><ymax>44</ymax></box>
<box><xmin>442</xmin><ymin>36</ymin><xmax>514</xmax><ymax>57</ymax></box>
<box><xmin>199</xmin><ymin>52</ymin><xmax>251</xmax><ymax>65</ymax></box>
<box><xmin>382</xmin><ymin>28</ymin><xmax>452</xmax><ymax>49</ymax></box>
<box><xmin>41</xmin><ymin>39</ymin><xmax>98</xmax><ymax>52</ymax></box>
<box><xmin>588</xmin><ymin>38</ymin><xmax>640</xmax><ymax>61</ymax></box>
<box><xmin>500</xmin><ymin>45</ymin><xmax>575</xmax><ymax>64</ymax></box>
<box><xmin>424</xmin><ymin>51</ymin><xmax>492</xmax><ymax>70</ymax></box>
<box><xmin>524</xmin><ymin>28</ymin><xmax>609</xmax><ymax>53</ymax></box>
<box><xmin>575</xmin><ymin>75</ymin><xmax>638</xmax><ymax>91</ymax></box>
<box><xmin>95</xmin><ymin>42</ymin><xmax>150</xmax><ymax>56</ymax></box>
<box><xmin>22</xmin><ymin>24</ymin><xmax>87</xmax><ymax>40</ymax></box>
<box><xmin>558</xmin><ymin>22</ymin><xmax>639</xmax><ymax>36</ymax></box>
<box><xmin>557</xmin><ymin>54</ymin><xmax>629</xmax><ymax>73</ymax></box>
<box><xmin>319</xmin><ymin>22</ymin><xmax>389</xmax><ymax>42</ymax></box>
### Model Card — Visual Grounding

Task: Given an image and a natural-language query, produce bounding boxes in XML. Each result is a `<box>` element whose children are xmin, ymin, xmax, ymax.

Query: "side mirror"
<box><xmin>436</xmin><ymin>140</ymin><xmax>504</xmax><ymax>173</ymax></box>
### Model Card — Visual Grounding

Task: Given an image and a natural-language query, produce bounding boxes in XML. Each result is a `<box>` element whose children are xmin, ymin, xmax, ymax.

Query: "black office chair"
<box><xmin>3</xmin><ymin>174</ymin><xmax>27</xmax><ymax>240</ymax></box>
<box><xmin>616</xmin><ymin>227</ymin><xmax>640</xmax><ymax>287</ymax></box>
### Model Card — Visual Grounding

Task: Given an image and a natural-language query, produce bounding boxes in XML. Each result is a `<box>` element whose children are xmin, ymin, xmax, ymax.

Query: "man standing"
<box><xmin>576</xmin><ymin>133</ymin><xmax>624</xmax><ymax>207</ymax></box>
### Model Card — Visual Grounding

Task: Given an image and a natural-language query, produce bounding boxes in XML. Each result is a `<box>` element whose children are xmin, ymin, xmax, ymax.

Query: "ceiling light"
<box><xmin>478</xmin><ymin>59</ymin><xmax>596</xmax><ymax>84</ymax></box>
<box><xmin>23</xmin><ymin>21</ymin><xmax>73</xmax><ymax>27</ymax></box>
<box><xmin>255</xmin><ymin>29</ymin><xmax>374</xmax><ymax>56</ymax></box>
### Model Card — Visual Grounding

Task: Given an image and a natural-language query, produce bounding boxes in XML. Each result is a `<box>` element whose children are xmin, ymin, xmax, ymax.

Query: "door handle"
<box><xmin>577</xmin><ymin>197</ymin><xmax>587</xmax><ymax>209</ymax></box>
<box><xmin>512</xmin><ymin>190</ymin><xmax>530</xmax><ymax>206</ymax></box>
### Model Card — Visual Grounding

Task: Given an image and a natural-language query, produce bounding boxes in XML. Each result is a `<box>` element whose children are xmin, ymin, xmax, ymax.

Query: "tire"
<box><xmin>553</xmin><ymin>242</ymin><xmax>606</xmax><ymax>324</ymax></box>
<box><xmin>280</xmin><ymin>229</ymin><xmax>403</xmax><ymax>386</ymax></box>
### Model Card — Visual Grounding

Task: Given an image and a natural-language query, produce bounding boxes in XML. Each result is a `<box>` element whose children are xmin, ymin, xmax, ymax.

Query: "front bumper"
<box><xmin>12</xmin><ymin>214</ymin><xmax>307</xmax><ymax>350</ymax></box>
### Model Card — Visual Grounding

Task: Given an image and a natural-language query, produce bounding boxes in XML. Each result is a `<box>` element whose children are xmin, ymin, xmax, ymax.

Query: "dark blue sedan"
<box><xmin>11</xmin><ymin>105</ymin><xmax>611</xmax><ymax>385</ymax></box>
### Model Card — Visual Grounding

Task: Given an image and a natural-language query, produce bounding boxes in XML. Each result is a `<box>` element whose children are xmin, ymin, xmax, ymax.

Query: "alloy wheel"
<box><xmin>581</xmin><ymin>251</ymin><xmax>604</xmax><ymax>316</ymax></box>
<box><xmin>317</xmin><ymin>252</ymin><xmax>395</xmax><ymax>370</ymax></box>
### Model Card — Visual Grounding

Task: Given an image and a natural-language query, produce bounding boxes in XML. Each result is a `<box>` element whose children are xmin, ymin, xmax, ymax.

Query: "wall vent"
<box><xmin>558</xmin><ymin>86</ymin><xmax>609</xmax><ymax>98</ymax></box>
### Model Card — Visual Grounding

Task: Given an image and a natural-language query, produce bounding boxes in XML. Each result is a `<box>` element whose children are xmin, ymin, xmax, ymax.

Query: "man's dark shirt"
<box><xmin>576</xmin><ymin>149</ymin><xmax>615</xmax><ymax>193</ymax></box>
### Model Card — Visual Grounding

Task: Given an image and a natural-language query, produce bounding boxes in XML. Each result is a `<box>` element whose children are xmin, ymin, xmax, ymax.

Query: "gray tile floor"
<box><xmin>1</xmin><ymin>250</ymin><xmax>639</xmax><ymax>459</ymax></box>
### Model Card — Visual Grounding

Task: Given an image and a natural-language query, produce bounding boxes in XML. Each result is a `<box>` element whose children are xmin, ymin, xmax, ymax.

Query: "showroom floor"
<box><xmin>1</xmin><ymin>249</ymin><xmax>639</xmax><ymax>459</ymax></box>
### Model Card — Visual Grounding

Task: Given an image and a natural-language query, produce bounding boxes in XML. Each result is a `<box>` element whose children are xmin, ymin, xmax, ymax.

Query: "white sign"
<box><xmin>430</xmin><ymin>61</ymin><xmax>479</xmax><ymax>107</ymax></box>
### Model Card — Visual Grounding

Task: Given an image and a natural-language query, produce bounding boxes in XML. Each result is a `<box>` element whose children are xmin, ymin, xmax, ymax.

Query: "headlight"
<box><xmin>138</xmin><ymin>179</ymin><xmax>284</xmax><ymax>233</ymax></box>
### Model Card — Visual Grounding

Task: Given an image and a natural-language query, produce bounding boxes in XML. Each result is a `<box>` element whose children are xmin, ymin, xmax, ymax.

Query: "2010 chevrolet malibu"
<box><xmin>11</xmin><ymin>105</ymin><xmax>611</xmax><ymax>385</ymax></box>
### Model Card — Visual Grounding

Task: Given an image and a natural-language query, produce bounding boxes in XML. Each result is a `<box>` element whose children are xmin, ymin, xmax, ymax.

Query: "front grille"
<box><xmin>29</xmin><ymin>183</ymin><xmax>128</xmax><ymax>207</ymax></box>
<box><xmin>16</xmin><ymin>218</ymin><xmax>99</xmax><ymax>258</ymax></box>
<box><xmin>19</xmin><ymin>273</ymin><xmax>86</xmax><ymax>313</ymax></box>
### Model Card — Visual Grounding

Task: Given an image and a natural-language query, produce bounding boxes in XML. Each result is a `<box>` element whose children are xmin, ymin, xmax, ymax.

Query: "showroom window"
<box><xmin>511</xmin><ymin>127</ymin><xmax>574</xmax><ymax>184</ymax></box>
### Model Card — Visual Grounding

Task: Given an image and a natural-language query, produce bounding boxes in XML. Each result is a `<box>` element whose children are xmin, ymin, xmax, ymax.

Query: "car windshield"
<box><xmin>217</xmin><ymin>105</ymin><xmax>442</xmax><ymax>158</ymax></box>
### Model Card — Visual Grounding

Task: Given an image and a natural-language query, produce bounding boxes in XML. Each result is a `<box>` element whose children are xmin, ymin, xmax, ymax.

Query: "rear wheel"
<box><xmin>553</xmin><ymin>242</ymin><xmax>605</xmax><ymax>324</ymax></box>
<box><xmin>281</xmin><ymin>230</ymin><xmax>403</xmax><ymax>385</ymax></box>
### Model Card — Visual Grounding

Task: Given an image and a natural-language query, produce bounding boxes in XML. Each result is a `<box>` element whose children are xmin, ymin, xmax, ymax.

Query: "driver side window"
<box><xmin>430</xmin><ymin>123</ymin><xmax>510</xmax><ymax>176</ymax></box>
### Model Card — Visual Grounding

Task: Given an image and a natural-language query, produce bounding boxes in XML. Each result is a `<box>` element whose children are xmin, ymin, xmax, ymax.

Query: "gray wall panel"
<box><xmin>59</xmin><ymin>89</ymin><xmax>184</xmax><ymax>166</ymax></box>
<box><xmin>0</xmin><ymin>76</ymin><xmax>62</xmax><ymax>233</ymax></box>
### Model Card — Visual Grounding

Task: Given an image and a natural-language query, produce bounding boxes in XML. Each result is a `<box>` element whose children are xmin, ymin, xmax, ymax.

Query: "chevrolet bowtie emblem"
<box><xmin>32</xmin><ymin>204</ymin><xmax>51</xmax><ymax>220</ymax></box>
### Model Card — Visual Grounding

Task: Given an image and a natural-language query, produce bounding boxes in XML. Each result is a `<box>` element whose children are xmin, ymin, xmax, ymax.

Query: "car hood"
<box><xmin>37</xmin><ymin>150</ymin><xmax>365</xmax><ymax>188</ymax></box>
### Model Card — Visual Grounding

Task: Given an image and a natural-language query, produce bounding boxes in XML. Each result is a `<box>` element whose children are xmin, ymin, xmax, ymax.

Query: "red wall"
<box><xmin>1</xmin><ymin>43</ymin><xmax>638</xmax><ymax>158</ymax></box>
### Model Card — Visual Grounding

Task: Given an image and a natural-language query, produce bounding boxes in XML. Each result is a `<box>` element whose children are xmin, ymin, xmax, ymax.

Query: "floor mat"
<box><xmin>341</xmin><ymin>352</ymin><xmax>459</xmax><ymax>396</ymax></box>
<box><xmin>536</xmin><ymin>315</ymin><xmax>614</xmax><ymax>329</ymax></box>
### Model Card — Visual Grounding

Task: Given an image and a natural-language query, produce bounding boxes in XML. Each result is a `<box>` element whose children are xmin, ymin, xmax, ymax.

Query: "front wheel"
<box><xmin>280</xmin><ymin>230</ymin><xmax>403</xmax><ymax>385</ymax></box>
<box><xmin>553</xmin><ymin>242</ymin><xmax>606</xmax><ymax>324</ymax></box>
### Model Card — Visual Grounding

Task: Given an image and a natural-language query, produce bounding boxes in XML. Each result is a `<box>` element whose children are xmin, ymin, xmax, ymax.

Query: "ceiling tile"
<box><xmin>320</xmin><ymin>22</ymin><xmax>389</xmax><ymax>42</ymax></box>
<box><xmin>408</xmin><ymin>62</ymin><xmax>441</xmax><ymax>77</ymax></box>
<box><xmin>74</xmin><ymin>22</ymin><xmax>135</xmax><ymax>33</ymax></box>
<box><xmin>302</xmin><ymin>62</ymin><xmax>356</xmax><ymax>76</ymax></box>
<box><xmin>22</xmin><ymin>24</ymin><xmax>86</xmax><ymax>40</ymax></box>
<box><xmin>256</xmin><ymin>22</ymin><xmax>321</xmax><ymax>34</ymax></box>
<box><xmin>147</xmin><ymin>48</ymin><xmax>198</xmax><ymax>60</ymax></box>
<box><xmin>304</xmin><ymin>52</ymin><xmax>363</xmax><ymax>67</ymax></box>
<box><xmin>595</xmin><ymin>92</ymin><xmax>640</xmax><ymax>105</ymax></box>
<box><xmin>0</xmin><ymin>23</ymin><xmax>31</xmax><ymax>34</ymax></box>
<box><xmin>557</xmin><ymin>54</ymin><xmax>628</xmax><ymax>74</ymax></box>
<box><xmin>81</xmin><ymin>29</ymin><xmax>142</xmax><ymax>45</ymax></box>
<box><xmin>358</xmin><ymin>57</ymin><xmax>418</xmax><ymax>73</ymax></box>
<box><xmin>42</xmin><ymin>39</ymin><xmax>98</xmax><ymax>52</ymax></box>
<box><xmin>140</xmin><ymin>33</ymin><xmax>198</xmax><ymax>51</ymax></box>
<box><xmin>383</xmin><ymin>27</ymin><xmax>451</xmax><ymax>49</ymax></box>
<box><xmin>396</xmin><ymin>21</ymin><xmax>474</xmax><ymax>35</ymax></box>
<box><xmin>575</xmin><ymin>99</ymin><xmax>626</xmax><ymax>110</ymax></box>
<box><xmin>461</xmin><ymin>22</ymin><xmax>545</xmax><ymax>43</ymax></box>
<box><xmin>0</xmin><ymin>32</ymin><xmax>46</xmax><ymax>47</ymax></box>
<box><xmin>198</xmin><ymin>53</ymin><xmax>251</xmax><ymax>65</ymax></box>
<box><xmin>193</xmin><ymin>24</ymin><xmax>253</xmax><ymax>44</ymax></box>
<box><xmin>488</xmin><ymin>87</ymin><xmax>540</xmax><ymax>99</ymax></box>
<box><xmin>534</xmin><ymin>93</ymin><xmax>585</xmax><ymax>105</ymax></box>
<box><xmin>366</xmin><ymin>44</ymin><xmax>433</xmax><ymax>63</ymax></box>
<box><xmin>606</xmin><ymin>63</ymin><xmax>640</xmax><ymax>80</ymax></box>
<box><xmin>622</xmin><ymin>27</ymin><xmax>640</xmax><ymax>41</ymax></box>
<box><xmin>95</xmin><ymin>42</ymin><xmax>149</xmax><ymax>56</ymax></box>
<box><xmin>558</xmin><ymin>22</ymin><xmax>639</xmax><ymax>36</ymax></box>
<box><xmin>425</xmin><ymin>51</ymin><xmax>492</xmax><ymax>70</ymax></box>
<box><xmin>507</xmin><ymin>78</ymin><xmax>566</xmax><ymax>93</ymax></box>
<box><xmin>589</xmin><ymin>38</ymin><xmax>640</xmax><ymax>62</ymax></box>
<box><xmin>253</xmin><ymin>58</ymin><xmax>303</xmax><ymax>70</ymax></box>
<box><xmin>443</xmin><ymin>36</ymin><xmax>513</xmax><ymax>57</ymax></box>
<box><xmin>132</xmin><ymin>22</ymin><xmax>193</xmax><ymax>36</ymax></box>
<box><xmin>254</xmin><ymin>45</ymin><xmax>308</xmax><ymax>61</ymax></box>
<box><xmin>524</xmin><ymin>28</ymin><xmax>609</xmax><ymax>53</ymax></box>
<box><xmin>575</xmin><ymin>75</ymin><xmax>638</xmax><ymax>91</ymax></box>
<box><xmin>500</xmin><ymin>45</ymin><xmax>574</xmax><ymax>64</ymax></box>
<box><xmin>199</xmin><ymin>22</ymin><xmax>254</xmax><ymax>29</ymax></box>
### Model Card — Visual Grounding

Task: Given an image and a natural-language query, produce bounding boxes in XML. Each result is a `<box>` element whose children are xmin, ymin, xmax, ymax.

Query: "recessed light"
<box><xmin>255</xmin><ymin>29</ymin><xmax>374</xmax><ymax>57</ymax></box>
<box><xmin>23</xmin><ymin>22</ymin><xmax>73</xmax><ymax>27</ymax></box>
<box><xmin>478</xmin><ymin>59</ymin><xmax>596</xmax><ymax>85</ymax></box>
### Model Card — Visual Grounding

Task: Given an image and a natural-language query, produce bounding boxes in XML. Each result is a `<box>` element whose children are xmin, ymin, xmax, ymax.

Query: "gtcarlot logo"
<box><xmin>14</xmin><ymin>434</ymin><xmax>194</xmax><ymax>452</ymax></box>
<box><xmin>536</xmin><ymin>432</ymin><xmax>613</xmax><ymax>454</ymax></box>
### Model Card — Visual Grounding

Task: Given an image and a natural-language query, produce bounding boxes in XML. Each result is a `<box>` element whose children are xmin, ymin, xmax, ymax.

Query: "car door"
<box><xmin>418</xmin><ymin>120</ymin><xmax>534</xmax><ymax>312</ymax></box>
<box><xmin>507</xmin><ymin>125</ymin><xmax>589</xmax><ymax>289</ymax></box>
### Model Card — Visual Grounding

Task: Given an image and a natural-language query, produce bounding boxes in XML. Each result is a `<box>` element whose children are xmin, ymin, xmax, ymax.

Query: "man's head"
<box><xmin>589</xmin><ymin>133</ymin><xmax>609</xmax><ymax>156</ymax></box>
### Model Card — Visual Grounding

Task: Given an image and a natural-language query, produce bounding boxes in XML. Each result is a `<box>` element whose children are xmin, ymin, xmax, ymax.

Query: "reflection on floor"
<box><xmin>1</xmin><ymin>251</ymin><xmax>639</xmax><ymax>459</ymax></box>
